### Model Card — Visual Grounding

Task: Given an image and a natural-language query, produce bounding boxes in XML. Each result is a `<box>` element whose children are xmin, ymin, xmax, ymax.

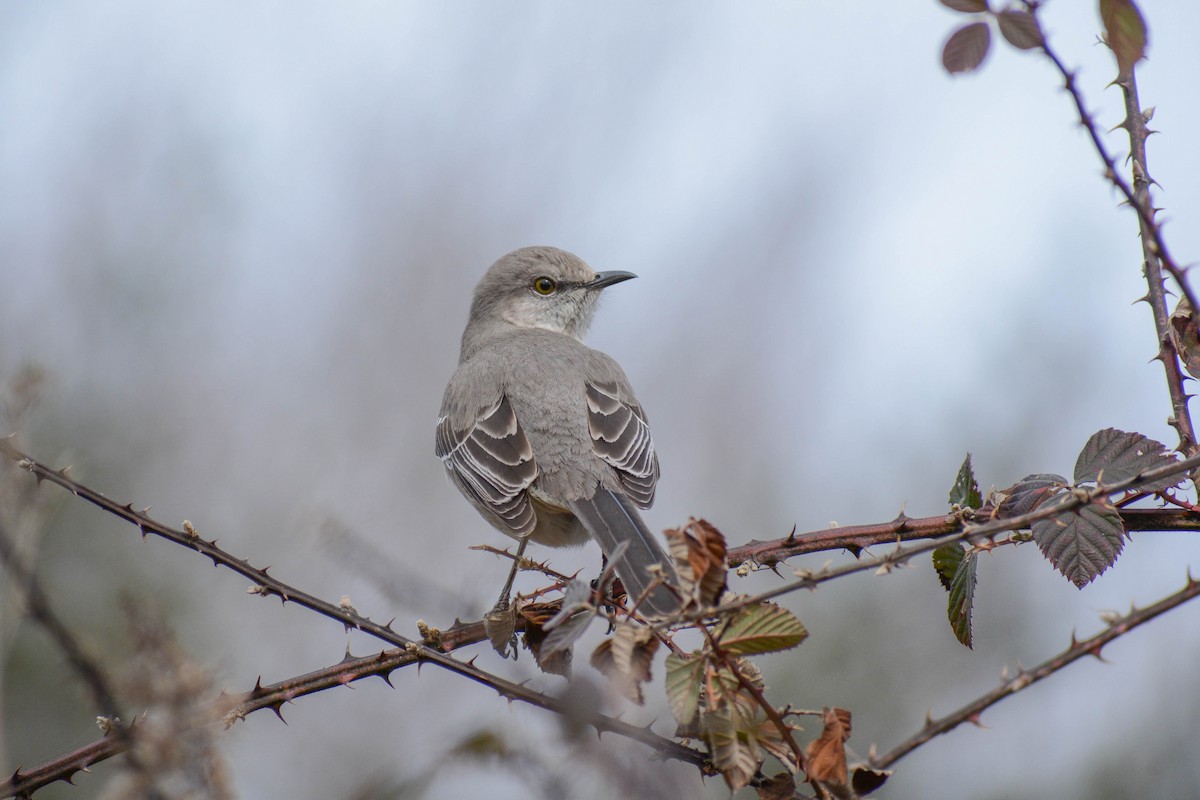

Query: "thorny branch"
<box><xmin>870</xmin><ymin>571</ymin><xmax>1200</xmax><ymax>769</ymax></box>
<box><xmin>0</xmin><ymin>437</ymin><xmax>706</xmax><ymax>783</ymax></box>
<box><xmin>1024</xmin><ymin>1</ymin><xmax>1199</xmax><ymax>453</ymax></box>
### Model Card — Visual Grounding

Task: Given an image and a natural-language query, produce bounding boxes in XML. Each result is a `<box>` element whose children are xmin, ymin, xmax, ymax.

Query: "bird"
<box><xmin>436</xmin><ymin>246</ymin><xmax>679</xmax><ymax>617</ymax></box>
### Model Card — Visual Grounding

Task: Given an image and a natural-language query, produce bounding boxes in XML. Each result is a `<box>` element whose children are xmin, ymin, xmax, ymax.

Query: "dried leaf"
<box><xmin>665</xmin><ymin>652</ymin><xmax>703</xmax><ymax>727</ymax></box>
<box><xmin>1073</xmin><ymin>428</ymin><xmax>1179</xmax><ymax>491</ymax></box>
<box><xmin>702</xmin><ymin>704</ymin><xmax>761</xmax><ymax>792</ymax></box>
<box><xmin>483</xmin><ymin>604</ymin><xmax>517</xmax><ymax>657</ymax></box>
<box><xmin>949</xmin><ymin>453</ymin><xmax>983</xmax><ymax>509</ymax></box>
<box><xmin>1032</xmin><ymin>495</ymin><xmax>1125</xmax><ymax>588</ymax></box>
<box><xmin>805</xmin><ymin>707</ymin><xmax>852</xmax><ymax>786</ymax></box>
<box><xmin>995</xmin><ymin>473</ymin><xmax>1068</xmax><ymax>517</ymax></box>
<box><xmin>756</xmin><ymin>773</ymin><xmax>799</xmax><ymax>800</ymax></box>
<box><xmin>939</xmin><ymin>0</ymin><xmax>989</xmax><ymax>11</ymax></box>
<box><xmin>932</xmin><ymin>542</ymin><xmax>966</xmax><ymax>592</ymax></box>
<box><xmin>665</xmin><ymin>518</ymin><xmax>729</xmax><ymax>606</ymax></box>
<box><xmin>851</xmin><ymin>764</ymin><xmax>892</xmax><ymax>795</ymax></box>
<box><xmin>589</xmin><ymin>623</ymin><xmax>660</xmax><ymax>705</ymax></box>
<box><xmin>755</xmin><ymin>714</ymin><xmax>801</xmax><ymax>774</ymax></box>
<box><xmin>1170</xmin><ymin>296</ymin><xmax>1200</xmax><ymax>380</ymax></box>
<box><xmin>997</xmin><ymin>9</ymin><xmax>1044</xmax><ymax>50</ymax></box>
<box><xmin>942</xmin><ymin>22</ymin><xmax>991</xmax><ymax>74</ymax></box>
<box><xmin>520</xmin><ymin>602</ymin><xmax>572</xmax><ymax>677</ymax></box>
<box><xmin>1100</xmin><ymin>0</ymin><xmax>1148</xmax><ymax>79</ymax></box>
<box><xmin>715</xmin><ymin>603</ymin><xmax>808</xmax><ymax>655</ymax></box>
<box><xmin>947</xmin><ymin>549</ymin><xmax>978</xmax><ymax>648</ymax></box>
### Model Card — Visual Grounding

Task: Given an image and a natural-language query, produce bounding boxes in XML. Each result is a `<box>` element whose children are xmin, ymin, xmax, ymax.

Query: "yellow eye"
<box><xmin>532</xmin><ymin>276</ymin><xmax>557</xmax><ymax>295</ymax></box>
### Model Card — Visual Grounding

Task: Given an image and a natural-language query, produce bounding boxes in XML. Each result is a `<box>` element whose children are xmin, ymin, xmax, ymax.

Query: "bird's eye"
<box><xmin>532</xmin><ymin>276</ymin><xmax>557</xmax><ymax>295</ymax></box>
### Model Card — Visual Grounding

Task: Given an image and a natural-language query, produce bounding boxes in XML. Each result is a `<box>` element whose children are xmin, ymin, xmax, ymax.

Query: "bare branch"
<box><xmin>870</xmin><ymin>571</ymin><xmax>1200</xmax><ymax>769</ymax></box>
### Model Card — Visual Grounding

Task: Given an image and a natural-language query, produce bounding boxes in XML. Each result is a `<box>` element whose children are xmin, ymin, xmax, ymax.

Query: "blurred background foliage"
<box><xmin>2</xmin><ymin>1</ymin><xmax>1200</xmax><ymax>797</ymax></box>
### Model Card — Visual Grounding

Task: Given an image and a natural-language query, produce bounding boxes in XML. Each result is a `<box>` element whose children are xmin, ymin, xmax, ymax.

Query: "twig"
<box><xmin>870</xmin><ymin>571</ymin><xmax>1200</xmax><ymax>769</ymax></box>
<box><xmin>725</xmin><ymin>506</ymin><xmax>1200</xmax><ymax>568</ymax></box>
<box><xmin>701</xmin><ymin>451</ymin><xmax>1200</xmax><ymax>623</ymax></box>
<box><xmin>0</xmin><ymin>519</ymin><xmax>125</xmax><ymax>722</ymax></box>
<box><xmin>1026</xmin><ymin>8</ymin><xmax>1198</xmax><ymax>452</ymax></box>
<box><xmin>0</xmin><ymin>438</ymin><xmax>706</xmax><ymax>779</ymax></box>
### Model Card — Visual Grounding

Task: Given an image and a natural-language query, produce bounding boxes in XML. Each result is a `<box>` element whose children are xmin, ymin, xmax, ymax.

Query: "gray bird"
<box><xmin>436</xmin><ymin>246</ymin><xmax>679</xmax><ymax>617</ymax></box>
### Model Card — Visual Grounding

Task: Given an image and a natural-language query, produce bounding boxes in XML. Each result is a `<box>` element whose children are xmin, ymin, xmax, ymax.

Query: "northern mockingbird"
<box><xmin>436</xmin><ymin>246</ymin><xmax>679</xmax><ymax>616</ymax></box>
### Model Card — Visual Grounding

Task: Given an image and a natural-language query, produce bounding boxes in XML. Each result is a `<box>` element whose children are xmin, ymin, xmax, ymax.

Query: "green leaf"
<box><xmin>939</xmin><ymin>0</ymin><xmax>989</xmax><ymax>11</ymax></box>
<box><xmin>942</xmin><ymin>22</ymin><xmax>991</xmax><ymax>74</ymax></box>
<box><xmin>948</xmin><ymin>453</ymin><xmax>983</xmax><ymax>509</ymax></box>
<box><xmin>664</xmin><ymin>653</ymin><xmax>703</xmax><ymax>727</ymax></box>
<box><xmin>1100</xmin><ymin>0</ymin><xmax>1148</xmax><ymax>79</ymax></box>
<box><xmin>932</xmin><ymin>542</ymin><xmax>967</xmax><ymax>592</ymax></box>
<box><xmin>701</xmin><ymin>704</ymin><xmax>762</xmax><ymax>792</ymax></box>
<box><xmin>1032</xmin><ymin>495</ymin><xmax>1125</xmax><ymax>588</ymax></box>
<box><xmin>947</xmin><ymin>549</ymin><xmax>978</xmax><ymax>648</ymax></box>
<box><xmin>1073</xmin><ymin>428</ymin><xmax>1179</xmax><ymax>491</ymax></box>
<box><xmin>997</xmin><ymin>9</ymin><xmax>1044</xmax><ymax>50</ymax></box>
<box><xmin>715</xmin><ymin>603</ymin><xmax>808</xmax><ymax>655</ymax></box>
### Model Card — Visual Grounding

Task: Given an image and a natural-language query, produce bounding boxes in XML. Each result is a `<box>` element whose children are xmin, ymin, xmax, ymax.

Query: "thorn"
<box><xmin>785</xmin><ymin>524</ymin><xmax>797</xmax><ymax>543</ymax></box>
<box><xmin>966</xmin><ymin>712</ymin><xmax>986</xmax><ymax>728</ymax></box>
<box><xmin>251</xmin><ymin>676</ymin><xmax>265</xmax><ymax>695</ymax></box>
<box><xmin>923</xmin><ymin>710</ymin><xmax>934</xmax><ymax>728</ymax></box>
<box><xmin>269</xmin><ymin>702</ymin><xmax>288</xmax><ymax>723</ymax></box>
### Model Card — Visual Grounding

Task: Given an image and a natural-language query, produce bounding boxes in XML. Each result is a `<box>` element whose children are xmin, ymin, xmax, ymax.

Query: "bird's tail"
<box><xmin>569</xmin><ymin>489</ymin><xmax>680</xmax><ymax>617</ymax></box>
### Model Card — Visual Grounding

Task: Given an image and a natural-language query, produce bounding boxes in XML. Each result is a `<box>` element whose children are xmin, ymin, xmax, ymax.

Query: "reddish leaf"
<box><xmin>939</xmin><ymin>0</ymin><xmax>989</xmax><ymax>11</ymax></box>
<box><xmin>942</xmin><ymin>22</ymin><xmax>991</xmax><ymax>74</ymax></box>
<box><xmin>1032</xmin><ymin>495</ymin><xmax>1125</xmax><ymax>588</ymax></box>
<box><xmin>996</xmin><ymin>473</ymin><xmax>1068</xmax><ymax>517</ymax></box>
<box><xmin>1100</xmin><ymin>0</ymin><xmax>1148</xmax><ymax>79</ymax></box>
<box><xmin>1073</xmin><ymin>428</ymin><xmax>1178</xmax><ymax>491</ymax></box>
<box><xmin>997</xmin><ymin>9</ymin><xmax>1044</xmax><ymax>50</ymax></box>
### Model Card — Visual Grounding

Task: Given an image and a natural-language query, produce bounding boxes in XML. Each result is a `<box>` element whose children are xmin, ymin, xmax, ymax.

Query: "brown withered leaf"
<box><xmin>1170</xmin><ymin>296</ymin><xmax>1200</xmax><ymax>380</ymax></box>
<box><xmin>520</xmin><ymin>601</ymin><xmax>572</xmax><ymax>677</ymax></box>
<box><xmin>756</xmin><ymin>772</ymin><xmax>799</xmax><ymax>800</ymax></box>
<box><xmin>942</xmin><ymin>21</ymin><xmax>991</xmax><ymax>74</ymax></box>
<box><xmin>805</xmin><ymin>708</ymin><xmax>852</xmax><ymax>787</ymax></box>
<box><xmin>665</xmin><ymin>518</ymin><xmax>729</xmax><ymax>606</ymax></box>
<box><xmin>850</xmin><ymin>764</ymin><xmax>892</xmax><ymax>796</ymax></box>
<box><xmin>589</xmin><ymin>623</ymin><xmax>660</xmax><ymax>705</ymax></box>
<box><xmin>484</xmin><ymin>603</ymin><xmax>518</xmax><ymax>658</ymax></box>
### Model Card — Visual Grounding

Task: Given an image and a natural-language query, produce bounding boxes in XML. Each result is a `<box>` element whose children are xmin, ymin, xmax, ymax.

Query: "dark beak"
<box><xmin>588</xmin><ymin>270</ymin><xmax>638</xmax><ymax>289</ymax></box>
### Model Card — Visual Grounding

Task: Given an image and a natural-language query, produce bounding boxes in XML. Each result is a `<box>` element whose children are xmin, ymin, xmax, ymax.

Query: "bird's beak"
<box><xmin>588</xmin><ymin>270</ymin><xmax>638</xmax><ymax>289</ymax></box>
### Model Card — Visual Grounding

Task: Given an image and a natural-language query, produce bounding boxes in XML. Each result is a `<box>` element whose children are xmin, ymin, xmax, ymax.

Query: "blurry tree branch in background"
<box><xmin>3</xmin><ymin>1</ymin><xmax>1200</xmax><ymax>798</ymax></box>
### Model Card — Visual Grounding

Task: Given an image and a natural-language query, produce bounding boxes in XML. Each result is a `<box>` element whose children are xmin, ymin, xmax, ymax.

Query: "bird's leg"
<box><xmin>494</xmin><ymin>535</ymin><xmax>529</xmax><ymax>612</ymax></box>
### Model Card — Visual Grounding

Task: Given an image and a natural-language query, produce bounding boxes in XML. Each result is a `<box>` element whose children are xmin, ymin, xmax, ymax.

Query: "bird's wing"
<box><xmin>584</xmin><ymin>379</ymin><xmax>659</xmax><ymax>508</ymax></box>
<box><xmin>436</xmin><ymin>394</ymin><xmax>539</xmax><ymax>535</ymax></box>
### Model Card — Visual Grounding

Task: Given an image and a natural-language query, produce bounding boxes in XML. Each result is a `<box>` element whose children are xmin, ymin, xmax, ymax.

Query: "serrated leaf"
<box><xmin>665</xmin><ymin>652</ymin><xmax>704</xmax><ymax>727</ymax></box>
<box><xmin>949</xmin><ymin>453</ymin><xmax>983</xmax><ymax>509</ymax></box>
<box><xmin>996</xmin><ymin>473</ymin><xmax>1068</xmax><ymax>517</ymax></box>
<box><xmin>483</xmin><ymin>604</ymin><xmax>517</xmax><ymax>657</ymax></box>
<box><xmin>1100</xmin><ymin>0</ymin><xmax>1147</xmax><ymax>79</ymax></box>
<box><xmin>998</xmin><ymin>9</ymin><xmax>1044</xmax><ymax>50</ymax></box>
<box><xmin>716</xmin><ymin>603</ymin><xmax>808</xmax><ymax>655</ymax></box>
<box><xmin>942</xmin><ymin>22</ymin><xmax>991</xmax><ymax>74</ymax></box>
<box><xmin>1032</xmin><ymin>495</ymin><xmax>1125</xmax><ymax>588</ymax></box>
<box><xmin>1074</xmin><ymin>428</ymin><xmax>1179</xmax><ymax>491</ymax></box>
<box><xmin>939</xmin><ymin>0</ymin><xmax>989</xmax><ymax>11</ymax></box>
<box><xmin>947</xmin><ymin>549</ymin><xmax>977</xmax><ymax>648</ymax></box>
<box><xmin>932</xmin><ymin>542</ymin><xmax>966</xmax><ymax>592</ymax></box>
<box><xmin>701</xmin><ymin>704</ymin><xmax>762</xmax><ymax>792</ymax></box>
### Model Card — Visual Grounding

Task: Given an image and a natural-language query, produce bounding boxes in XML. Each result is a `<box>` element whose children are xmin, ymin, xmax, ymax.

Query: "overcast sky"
<box><xmin>2</xmin><ymin>2</ymin><xmax>1199</xmax><ymax>798</ymax></box>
